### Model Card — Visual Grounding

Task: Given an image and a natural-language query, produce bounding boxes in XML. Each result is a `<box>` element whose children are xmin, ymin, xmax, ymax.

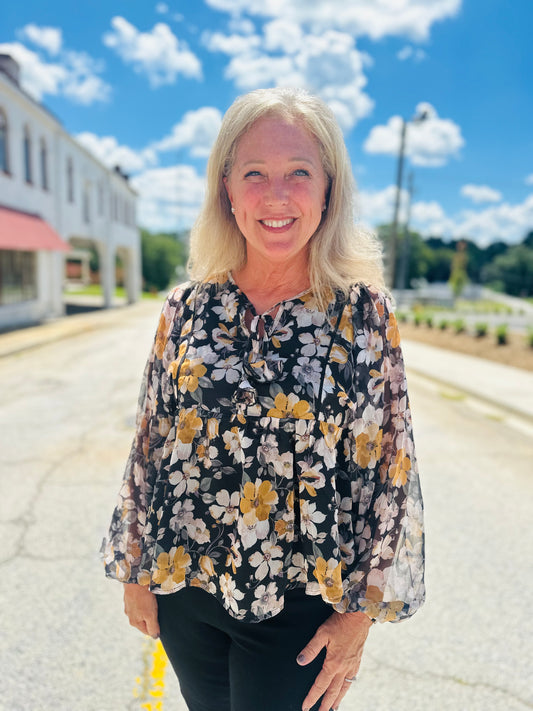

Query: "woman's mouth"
<box><xmin>260</xmin><ymin>218</ymin><xmax>295</xmax><ymax>229</ymax></box>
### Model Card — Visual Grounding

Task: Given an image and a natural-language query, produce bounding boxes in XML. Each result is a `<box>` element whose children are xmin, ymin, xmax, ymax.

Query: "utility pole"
<box><xmin>396</xmin><ymin>171</ymin><xmax>415</xmax><ymax>292</ymax></box>
<box><xmin>387</xmin><ymin>119</ymin><xmax>407</xmax><ymax>289</ymax></box>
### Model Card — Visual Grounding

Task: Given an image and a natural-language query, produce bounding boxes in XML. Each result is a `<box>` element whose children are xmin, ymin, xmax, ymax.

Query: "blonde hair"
<box><xmin>188</xmin><ymin>87</ymin><xmax>384</xmax><ymax>304</ymax></box>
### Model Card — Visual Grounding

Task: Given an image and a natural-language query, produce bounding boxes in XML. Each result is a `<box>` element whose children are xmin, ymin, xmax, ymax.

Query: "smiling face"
<box><xmin>223</xmin><ymin>116</ymin><xmax>328</xmax><ymax>271</ymax></box>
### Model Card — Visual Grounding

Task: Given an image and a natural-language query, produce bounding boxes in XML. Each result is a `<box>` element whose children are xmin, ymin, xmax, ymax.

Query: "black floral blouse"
<box><xmin>101</xmin><ymin>276</ymin><xmax>425</xmax><ymax>623</ymax></box>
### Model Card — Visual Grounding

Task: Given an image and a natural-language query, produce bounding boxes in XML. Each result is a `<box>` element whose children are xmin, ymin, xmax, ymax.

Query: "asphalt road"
<box><xmin>0</xmin><ymin>301</ymin><xmax>532</xmax><ymax>711</ymax></box>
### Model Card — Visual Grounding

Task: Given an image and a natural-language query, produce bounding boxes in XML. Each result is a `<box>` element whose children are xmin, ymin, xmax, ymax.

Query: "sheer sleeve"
<box><xmin>339</xmin><ymin>286</ymin><xmax>425</xmax><ymax>622</ymax></box>
<box><xmin>101</xmin><ymin>286</ymin><xmax>186</xmax><ymax>585</ymax></box>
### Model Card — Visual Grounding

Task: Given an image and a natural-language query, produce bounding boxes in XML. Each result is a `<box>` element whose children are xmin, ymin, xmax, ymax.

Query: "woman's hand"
<box><xmin>297</xmin><ymin>610</ymin><xmax>372</xmax><ymax>711</ymax></box>
<box><xmin>123</xmin><ymin>583</ymin><xmax>160</xmax><ymax>639</ymax></box>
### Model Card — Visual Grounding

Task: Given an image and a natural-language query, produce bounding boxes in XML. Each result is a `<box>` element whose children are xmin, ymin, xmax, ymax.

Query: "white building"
<box><xmin>0</xmin><ymin>54</ymin><xmax>141</xmax><ymax>331</ymax></box>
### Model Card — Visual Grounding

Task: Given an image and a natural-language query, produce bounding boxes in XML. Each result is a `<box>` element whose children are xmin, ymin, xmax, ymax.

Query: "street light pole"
<box><xmin>387</xmin><ymin>109</ymin><xmax>429</xmax><ymax>290</ymax></box>
<box><xmin>387</xmin><ymin>119</ymin><xmax>407</xmax><ymax>289</ymax></box>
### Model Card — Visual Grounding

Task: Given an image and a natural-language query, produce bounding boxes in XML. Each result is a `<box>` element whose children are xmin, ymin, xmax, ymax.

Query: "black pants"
<box><xmin>157</xmin><ymin>586</ymin><xmax>333</xmax><ymax>711</ymax></box>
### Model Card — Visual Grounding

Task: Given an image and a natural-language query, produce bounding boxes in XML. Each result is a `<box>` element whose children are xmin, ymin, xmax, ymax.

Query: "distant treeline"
<box><xmin>140</xmin><ymin>228</ymin><xmax>189</xmax><ymax>292</ymax></box>
<box><xmin>378</xmin><ymin>225</ymin><xmax>533</xmax><ymax>297</ymax></box>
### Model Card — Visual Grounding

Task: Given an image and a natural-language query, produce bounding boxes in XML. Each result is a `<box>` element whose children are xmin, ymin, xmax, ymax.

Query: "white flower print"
<box><xmin>251</xmin><ymin>582</ymin><xmax>281</xmax><ymax>616</ymax></box>
<box><xmin>219</xmin><ymin>572</ymin><xmax>245</xmax><ymax>614</ymax></box>
<box><xmin>209</xmin><ymin>490</ymin><xmax>240</xmax><ymax>525</ymax></box>
<box><xmin>169</xmin><ymin>499</ymin><xmax>195</xmax><ymax>531</ymax></box>
<box><xmin>248</xmin><ymin>540</ymin><xmax>283</xmax><ymax>580</ymax></box>
<box><xmin>168</xmin><ymin>462</ymin><xmax>201</xmax><ymax>497</ymax></box>
<box><xmin>212</xmin><ymin>355</ymin><xmax>241</xmax><ymax>383</ymax></box>
<box><xmin>300</xmin><ymin>500</ymin><xmax>327</xmax><ymax>539</ymax></box>
<box><xmin>299</xmin><ymin>330</ymin><xmax>330</xmax><ymax>357</ymax></box>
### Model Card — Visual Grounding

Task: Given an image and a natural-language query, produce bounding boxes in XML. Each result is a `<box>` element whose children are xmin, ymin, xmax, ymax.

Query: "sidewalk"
<box><xmin>402</xmin><ymin>338</ymin><xmax>533</xmax><ymax>423</ymax></box>
<box><xmin>0</xmin><ymin>299</ymin><xmax>161</xmax><ymax>359</ymax></box>
<box><xmin>1</xmin><ymin>306</ymin><xmax>532</xmax><ymax>424</ymax></box>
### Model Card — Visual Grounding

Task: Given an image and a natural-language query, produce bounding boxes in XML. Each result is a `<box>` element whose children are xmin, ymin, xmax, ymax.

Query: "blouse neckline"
<box><xmin>226</xmin><ymin>271</ymin><xmax>313</xmax><ymax>317</ymax></box>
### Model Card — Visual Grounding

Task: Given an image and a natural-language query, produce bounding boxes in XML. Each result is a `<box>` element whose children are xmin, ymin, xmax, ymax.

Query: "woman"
<box><xmin>102</xmin><ymin>87</ymin><xmax>425</xmax><ymax>711</ymax></box>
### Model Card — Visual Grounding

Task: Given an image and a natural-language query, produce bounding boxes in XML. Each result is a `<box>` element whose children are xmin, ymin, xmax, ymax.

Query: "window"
<box><xmin>98</xmin><ymin>181</ymin><xmax>104</xmax><ymax>216</ymax></box>
<box><xmin>0</xmin><ymin>251</ymin><xmax>37</xmax><ymax>305</ymax></box>
<box><xmin>67</xmin><ymin>157</ymin><xmax>74</xmax><ymax>203</ymax></box>
<box><xmin>0</xmin><ymin>109</ymin><xmax>9</xmax><ymax>174</ymax></box>
<box><xmin>23</xmin><ymin>126</ymin><xmax>32</xmax><ymax>184</ymax></box>
<box><xmin>83</xmin><ymin>183</ymin><xmax>91</xmax><ymax>224</ymax></box>
<box><xmin>40</xmin><ymin>138</ymin><xmax>48</xmax><ymax>190</ymax></box>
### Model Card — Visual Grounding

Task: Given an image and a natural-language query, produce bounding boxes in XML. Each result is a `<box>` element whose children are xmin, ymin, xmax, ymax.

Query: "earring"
<box><xmin>231</xmin><ymin>206</ymin><xmax>236</xmax><ymax>214</ymax></box>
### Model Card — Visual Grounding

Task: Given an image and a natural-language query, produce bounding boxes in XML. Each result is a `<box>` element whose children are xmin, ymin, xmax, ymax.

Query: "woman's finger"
<box><xmin>301</xmin><ymin>666</ymin><xmax>335</xmax><ymax>711</ymax></box>
<box><xmin>330</xmin><ymin>677</ymin><xmax>356</xmax><ymax>710</ymax></box>
<box><xmin>317</xmin><ymin>675</ymin><xmax>346</xmax><ymax>711</ymax></box>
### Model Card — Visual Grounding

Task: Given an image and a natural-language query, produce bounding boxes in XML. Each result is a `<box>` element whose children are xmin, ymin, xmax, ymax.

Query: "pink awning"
<box><xmin>0</xmin><ymin>205</ymin><xmax>70</xmax><ymax>252</ymax></box>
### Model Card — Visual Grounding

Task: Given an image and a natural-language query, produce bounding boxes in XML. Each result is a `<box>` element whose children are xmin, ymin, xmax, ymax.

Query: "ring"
<box><xmin>344</xmin><ymin>676</ymin><xmax>357</xmax><ymax>683</ymax></box>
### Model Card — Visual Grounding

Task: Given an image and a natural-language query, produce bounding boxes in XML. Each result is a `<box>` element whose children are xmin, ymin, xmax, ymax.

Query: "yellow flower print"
<box><xmin>267</xmin><ymin>392</ymin><xmax>314</xmax><ymax>419</ymax></box>
<box><xmin>360</xmin><ymin>585</ymin><xmax>404</xmax><ymax>621</ymax></box>
<box><xmin>386</xmin><ymin>312</ymin><xmax>401</xmax><ymax>348</ymax></box>
<box><xmin>389</xmin><ymin>448</ymin><xmax>411</xmax><ymax>486</ymax></box>
<box><xmin>240</xmin><ymin>480</ymin><xmax>278</xmax><ymax>523</ymax></box>
<box><xmin>206</xmin><ymin>418</ymin><xmax>219</xmax><ymax>439</ymax></box>
<box><xmin>313</xmin><ymin>557</ymin><xmax>343</xmax><ymax>604</ymax></box>
<box><xmin>354</xmin><ymin>424</ymin><xmax>383</xmax><ymax>468</ymax></box>
<box><xmin>199</xmin><ymin>555</ymin><xmax>215</xmax><ymax>577</ymax></box>
<box><xmin>176</xmin><ymin>408</ymin><xmax>203</xmax><ymax>444</ymax></box>
<box><xmin>152</xmin><ymin>546</ymin><xmax>191</xmax><ymax>590</ymax></box>
<box><xmin>330</xmin><ymin>343</ymin><xmax>348</xmax><ymax>364</ymax></box>
<box><xmin>319</xmin><ymin>419</ymin><xmax>342</xmax><ymax>449</ymax></box>
<box><xmin>336</xmin><ymin>307</ymin><xmax>354</xmax><ymax>343</ymax></box>
<box><xmin>178</xmin><ymin>359</ymin><xmax>207</xmax><ymax>393</ymax></box>
<box><xmin>154</xmin><ymin>312</ymin><xmax>169</xmax><ymax>359</ymax></box>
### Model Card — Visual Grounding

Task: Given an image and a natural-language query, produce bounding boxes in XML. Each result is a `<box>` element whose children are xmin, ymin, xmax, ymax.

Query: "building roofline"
<box><xmin>0</xmin><ymin>59</ymin><xmax>137</xmax><ymax>196</ymax></box>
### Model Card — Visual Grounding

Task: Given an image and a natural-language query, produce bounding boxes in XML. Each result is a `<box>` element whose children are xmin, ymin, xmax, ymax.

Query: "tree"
<box><xmin>448</xmin><ymin>240</ymin><xmax>469</xmax><ymax>299</ymax></box>
<box><xmin>482</xmin><ymin>244</ymin><xmax>533</xmax><ymax>296</ymax></box>
<box><xmin>141</xmin><ymin>229</ymin><xmax>188</xmax><ymax>292</ymax></box>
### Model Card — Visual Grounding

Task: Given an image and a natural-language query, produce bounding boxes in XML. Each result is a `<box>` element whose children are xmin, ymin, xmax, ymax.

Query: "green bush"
<box><xmin>475</xmin><ymin>322</ymin><xmax>488</xmax><ymax>337</ymax></box>
<box><xmin>453</xmin><ymin>318</ymin><xmax>466</xmax><ymax>334</ymax></box>
<box><xmin>526</xmin><ymin>328</ymin><xmax>533</xmax><ymax>348</ymax></box>
<box><xmin>397</xmin><ymin>311</ymin><xmax>409</xmax><ymax>324</ymax></box>
<box><xmin>414</xmin><ymin>314</ymin><xmax>423</xmax><ymax>327</ymax></box>
<box><xmin>495</xmin><ymin>324</ymin><xmax>508</xmax><ymax>345</ymax></box>
<box><xmin>425</xmin><ymin>315</ymin><xmax>434</xmax><ymax>328</ymax></box>
<box><xmin>438</xmin><ymin>319</ymin><xmax>449</xmax><ymax>330</ymax></box>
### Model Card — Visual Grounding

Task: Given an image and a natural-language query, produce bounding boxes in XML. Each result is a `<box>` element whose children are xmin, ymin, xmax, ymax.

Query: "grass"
<box><xmin>64</xmin><ymin>284</ymin><xmax>161</xmax><ymax>300</ymax></box>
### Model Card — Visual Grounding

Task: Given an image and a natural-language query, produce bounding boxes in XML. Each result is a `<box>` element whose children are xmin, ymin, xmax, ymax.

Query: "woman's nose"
<box><xmin>264</xmin><ymin>177</ymin><xmax>289</xmax><ymax>205</ymax></box>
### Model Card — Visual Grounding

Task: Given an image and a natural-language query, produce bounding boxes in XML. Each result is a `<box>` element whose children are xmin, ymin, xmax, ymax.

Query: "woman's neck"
<box><xmin>232</xmin><ymin>258</ymin><xmax>311</xmax><ymax>314</ymax></box>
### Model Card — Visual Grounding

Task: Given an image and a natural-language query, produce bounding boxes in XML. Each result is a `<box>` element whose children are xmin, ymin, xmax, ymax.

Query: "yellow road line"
<box><xmin>133</xmin><ymin>637</ymin><xmax>169</xmax><ymax>710</ymax></box>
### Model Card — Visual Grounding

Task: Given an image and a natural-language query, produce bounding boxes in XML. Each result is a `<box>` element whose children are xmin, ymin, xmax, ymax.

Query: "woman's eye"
<box><xmin>293</xmin><ymin>169</ymin><xmax>310</xmax><ymax>177</ymax></box>
<box><xmin>244</xmin><ymin>170</ymin><xmax>261</xmax><ymax>178</ymax></box>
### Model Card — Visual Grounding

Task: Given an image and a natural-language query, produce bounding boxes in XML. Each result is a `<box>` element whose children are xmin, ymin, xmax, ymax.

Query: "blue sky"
<box><xmin>1</xmin><ymin>0</ymin><xmax>532</xmax><ymax>245</ymax></box>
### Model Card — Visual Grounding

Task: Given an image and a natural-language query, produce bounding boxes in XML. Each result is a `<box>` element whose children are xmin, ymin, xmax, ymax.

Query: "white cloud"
<box><xmin>204</xmin><ymin>0</ymin><xmax>462</xmax><ymax>41</ymax></box>
<box><xmin>19</xmin><ymin>24</ymin><xmax>63</xmax><ymax>55</ymax></box>
<box><xmin>228</xmin><ymin>17</ymin><xmax>256</xmax><ymax>35</ymax></box>
<box><xmin>356</xmin><ymin>186</ymin><xmax>409</xmax><ymax>230</ymax></box>
<box><xmin>76</xmin><ymin>132</ymin><xmax>157</xmax><ymax>173</ymax></box>
<box><xmin>263</xmin><ymin>19</ymin><xmax>303</xmax><ymax>53</ymax></box>
<box><xmin>525</xmin><ymin>174</ymin><xmax>533</xmax><ymax>186</ymax></box>
<box><xmin>155</xmin><ymin>3</ymin><xmax>169</xmax><ymax>14</ymax></box>
<box><xmin>206</xmin><ymin>27</ymin><xmax>373</xmax><ymax>130</ymax></box>
<box><xmin>452</xmin><ymin>195</ymin><xmax>533</xmax><ymax>246</ymax></box>
<box><xmin>132</xmin><ymin>164</ymin><xmax>206</xmax><ymax>232</ymax></box>
<box><xmin>363</xmin><ymin>103</ymin><xmax>464</xmax><ymax>167</ymax></box>
<box><xmin>0</xmin><ymin>41</ymin><xmax>111</xmax><ymax>104</ymax></box>
<box><xmin>103</xmin><ymin>17</ymin><xmax>202</xmax><ymax>87</ymax></box>
<box><xmin>153</xmin><ymin>107</ymin><xmax>223</xmax><ymax>158</ymax></box>
<box><xmin>461</xmin><ymin>184</ymin><xmax>502</xmax><ymax>204</ymax></box>
<box><xmin>397</xmin><ymin>45</ymin><xmax>427</xmax><ymax>62</ymax></box>
<box><xmin>202</xmin><ymin>31</ymin><xmax>261</xmax><ymax>55</ymax></box>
